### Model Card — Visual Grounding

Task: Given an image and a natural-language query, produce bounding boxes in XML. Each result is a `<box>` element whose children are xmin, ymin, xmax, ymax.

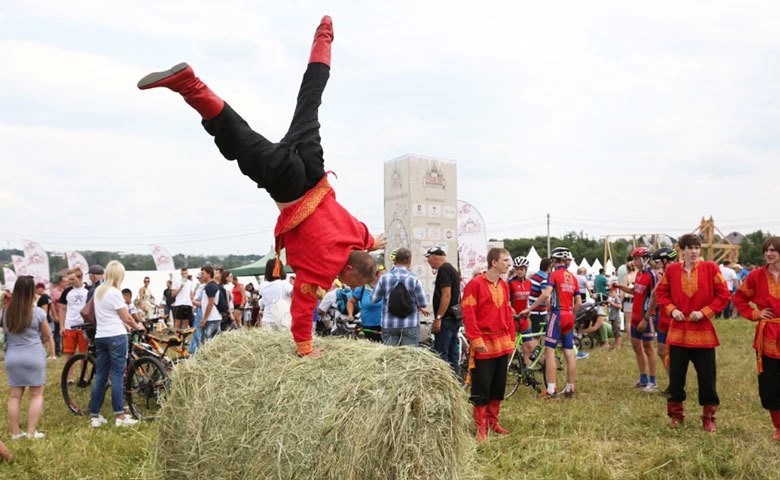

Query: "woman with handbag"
<box><xmin>3</xmin><ymin>275</ymin><xmax>55</xmax><ymax>440</ymax></box>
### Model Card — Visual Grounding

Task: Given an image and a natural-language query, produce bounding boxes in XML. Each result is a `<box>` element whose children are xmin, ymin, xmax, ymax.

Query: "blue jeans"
<box><xmin>202</xmin><ymin>321</ymin><xmax>221</xmax><ymax>343</ymax></box>
<box><xmin>382</xmin><ymin>327</ymin><xmax>419</xmax><ymax>347</ymax></box>
<box><xmin>434</xmin><ymin>321</ymin><xmax>461</xmax><ymax>375</ymax></box>
<box><xmin>90</xmin><ymin>334</ymin><xmax>128</xmax><ymax>417</ymax></box>
<box><xmin>189</xmin><ymin>307</ymin><xmax>204</xmax><ymax>354</ymax></box>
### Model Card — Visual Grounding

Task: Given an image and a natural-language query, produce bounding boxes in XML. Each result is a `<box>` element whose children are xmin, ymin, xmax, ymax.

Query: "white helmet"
<box><xmin>513</xmin><ymin>256</ymin><xmax>530</xmax><ymax>268</ymax></box>
<box><xmin>550</xmin><ymin>246</ymin><xmax>572</xmax><ymax>260</ymax></box>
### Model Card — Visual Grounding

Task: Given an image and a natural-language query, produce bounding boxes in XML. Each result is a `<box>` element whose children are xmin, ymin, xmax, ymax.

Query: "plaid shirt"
<box><xmin>371</xmin><ymin>266</ymin><xmax>428</xmax><ymax>329</ymax></box>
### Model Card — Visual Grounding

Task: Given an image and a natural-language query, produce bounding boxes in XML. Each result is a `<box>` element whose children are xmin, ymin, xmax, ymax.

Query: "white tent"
<box><xmin>604</xmin><ymin>259</ymin><xmax>616</xmax><ymax>276</ymax></box>
<box><xmin>568</xmin><ymin>258</ymin><xmax>578</xmax><ymax>273</ymax></box>
<box><xmin>577</xmin><ymin>258</ymin><xmax>591</xmax><ymax>273</ymax></box>
<box><xmin>591</xmin><ymin>258</ymin><xmax>604</xmax><ymax>274</ymax></box>
<box><xmin>525</xmin><ymin>246</ymin><xmax>542</xmax><ymax>273</ymax></box>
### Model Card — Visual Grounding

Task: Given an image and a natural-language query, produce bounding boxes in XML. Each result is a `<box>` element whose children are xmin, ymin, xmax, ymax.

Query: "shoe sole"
<box><xmin>137</xmin><ymin>62</ymin><xmax>190</xmax><ymax>90</ymax></box>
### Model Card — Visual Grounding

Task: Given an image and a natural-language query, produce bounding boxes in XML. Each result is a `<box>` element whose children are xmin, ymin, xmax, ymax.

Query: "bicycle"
<box><xmin>504</xmin><ymin>319</ymin><xmax>565</xmax><ymax>398</ymax></box>
<box><xmin>61</xmin><ymin>324</ymin><xmax>169</xmax><ymax>420</ymax></box>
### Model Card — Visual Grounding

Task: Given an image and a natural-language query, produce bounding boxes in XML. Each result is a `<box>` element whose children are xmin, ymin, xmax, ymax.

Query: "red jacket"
<box><xmin>733</xmin><ymin>266</ymin><xmax>780</xmax><ymax>360</ymax></box>
<box><xmin>655</xmin><ymin>260</ymin><xmax>730</xmax><ymax>348</ymax></box>
<box><xmin>462</xmin><ymin>274</ymin><xmax>515</xmax><ymax>360</ymax></box>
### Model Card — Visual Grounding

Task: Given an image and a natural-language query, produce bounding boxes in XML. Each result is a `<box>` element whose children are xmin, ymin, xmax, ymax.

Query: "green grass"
<box><xmin>0</xmin><ymin>319</ymin><xmax>778</xmax><ymax>479</ymax></box>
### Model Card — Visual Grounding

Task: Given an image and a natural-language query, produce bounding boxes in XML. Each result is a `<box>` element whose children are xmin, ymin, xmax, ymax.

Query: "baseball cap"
<box><xmin>88</xmin><ymin>265</ymin><xmax>105</xmax><ymax>275</ymax></box>
<box><xmin>424</xmin><ymin>246</ymin><xmax>447</xmax><ymax>257</ymax></box>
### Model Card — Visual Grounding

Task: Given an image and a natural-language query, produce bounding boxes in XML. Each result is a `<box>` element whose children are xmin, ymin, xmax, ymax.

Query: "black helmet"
<box><xmin>651</xmin><ymin>247</ymin><xmax>678</xmax><ymax>262</ymax></box>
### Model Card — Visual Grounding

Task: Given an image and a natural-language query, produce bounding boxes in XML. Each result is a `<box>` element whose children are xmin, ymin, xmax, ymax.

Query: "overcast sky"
<box><xmin>2</xmin><ymin>1</ymin><xmax>779</xmax><ymax>256</ymax></box>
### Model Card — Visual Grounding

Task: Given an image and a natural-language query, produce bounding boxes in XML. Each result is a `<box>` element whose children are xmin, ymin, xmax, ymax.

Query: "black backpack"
<box><xmin>387</xmin><ymin>279</ymin><xmax>414</xmax><ymax>318</ymax></box>
<box><xmin>215</xmin><ymin>285</ymin><xmax>229</xmax><ymax>314</ymax></box>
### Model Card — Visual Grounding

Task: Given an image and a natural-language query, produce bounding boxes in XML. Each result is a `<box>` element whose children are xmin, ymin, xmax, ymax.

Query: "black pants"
<box><xmin>758</xmin><ymin>356</ymin><xmax>780</xmax><ymax>410</ymax></box>
<box><xmin>470</xmin><ymin>354</ymin><xmax>509</xmax><ymax>406</ymax></box>
<box><xmin>202</xmin><ymin>63</ymin><xmax>329</xmax><ymax>202</ymax></box>
<box><xmin>668</xmin><ymin>345</ymin><xmax>719</xmax><ymax>406</ymax></box>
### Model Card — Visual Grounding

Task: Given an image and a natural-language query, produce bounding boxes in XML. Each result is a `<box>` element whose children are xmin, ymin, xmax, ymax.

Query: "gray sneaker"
<box><xmin>642</xmin><ymin>383</ymin><xmax>659</xmax><ymax>393</ymax></box>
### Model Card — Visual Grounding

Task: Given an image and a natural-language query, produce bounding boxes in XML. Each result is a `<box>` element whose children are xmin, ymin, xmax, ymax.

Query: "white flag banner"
<box><xmin>150</xmin><ymin>245</ymin><xmax>176</xmax><ymax>271</ymax></box>
<box><xmin>3</xmin><ymin>267</ymin><xmax>17</xmax><ymax>291</ymax></box>
<box><xmin>66</xmin><ymin>251</ymin><xmax>89</xmax><ymax>274</ymax></box>
<box><xmin>22</xmin><ymin>239</ymin><xmax>51</xmax><ymax>286</ymax></box>
<box><xmin>457</xmin><ymin>200</ymin><xmax>488</xmax><ymax>281</ymax></box>
<box><xmin>11</xmin><ymin>255</ymin><xmax>29</xmax><ymax>276</ymax></box>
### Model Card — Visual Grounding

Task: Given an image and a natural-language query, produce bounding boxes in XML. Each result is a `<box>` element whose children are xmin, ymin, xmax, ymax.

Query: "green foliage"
<box><xmin>739</xmin><ymin>230</ymin><xmax>773</xmax><ymax>266</ymax></box>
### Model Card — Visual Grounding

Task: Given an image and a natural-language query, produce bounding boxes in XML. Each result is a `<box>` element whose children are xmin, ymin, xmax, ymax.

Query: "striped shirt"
<box><xmin>371</xmin><ymin>266</ymin><xmax>428</xmax><ymax>329</ymax></box>
<box><xmin>528</xmin><ymin>270</ymin><xmax>550</xmax><ymax>312</ymax></box>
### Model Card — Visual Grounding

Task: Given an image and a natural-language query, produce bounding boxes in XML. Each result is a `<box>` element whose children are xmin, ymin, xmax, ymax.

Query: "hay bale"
<box><xmin>150</xmin><ymin>329</ymin><xmax>477</xmax><ymax>480</ymax></box>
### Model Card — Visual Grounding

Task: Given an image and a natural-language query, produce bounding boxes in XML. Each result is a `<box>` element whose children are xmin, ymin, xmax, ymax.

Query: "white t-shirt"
<box><xmin>720</xmin><ymin>266</ymin><xmax>738</xmax><ymax>291</ymax></box>
<box><xmin>172</xmin><ymin>278</ymin><xmax>193</xmax><ymax>306</ymax></box>
<box><xmin>94</xmin><ymin>287</ymin><xmax>129</xmax><ymax>339</ymax></box>
<box><xmin>199</xmin><ymin>282</ymin><xmax>223</xmax><ymax>322</ymax></box>
<box><xmin>63</xmin><ymin>286</ymin><xmax>89</xmax><ymax>329</ymax></box>
<box><xmin>258</xmin><ymin>280</ymin><xmax>293</xmax><ymax>325</ymax></box>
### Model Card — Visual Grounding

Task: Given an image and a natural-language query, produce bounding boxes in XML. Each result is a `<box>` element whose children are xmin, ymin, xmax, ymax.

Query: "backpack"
<box><xmin>336</xmin><ymin>288</ymin><xmax>354</xmax><ymax>315</ymax></box>
<box><xmin>387</xmin><ymin>279</ymin><xmax>414</xmax><ymax>318</ymax></box>
<box><xmin>215</xmin><ymin>285</ymin><xmax>229</xmax><ymax>314</ymax></box>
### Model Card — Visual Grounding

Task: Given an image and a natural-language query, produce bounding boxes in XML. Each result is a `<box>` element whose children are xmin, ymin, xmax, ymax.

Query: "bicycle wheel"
<box><xmin>126</xmin><ymin>355</ymin><xmax>169</xmax><ymax>421</ymax></box>
<box><xmin>61</xmin><ymin>354</ymin><xmax>97</xmax><ymax>415</ymax></box>
<box><xmin>504</xmin><ymin>349</ymin><xmax>524</xmax><ymax>398</ymax></box>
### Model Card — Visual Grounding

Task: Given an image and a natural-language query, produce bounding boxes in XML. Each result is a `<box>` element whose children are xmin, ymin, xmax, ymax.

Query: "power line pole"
<box><xmin>546</xmin><ymin>213</ymin><xmax>551</xmax><ymax>257</ymax></box>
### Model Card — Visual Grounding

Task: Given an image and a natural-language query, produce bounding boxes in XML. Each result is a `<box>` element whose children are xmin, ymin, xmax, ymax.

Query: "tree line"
<box><xmin>498</xmin><ymin>230</ymin><xmax>775</xmax><ymax>269</ymax></box>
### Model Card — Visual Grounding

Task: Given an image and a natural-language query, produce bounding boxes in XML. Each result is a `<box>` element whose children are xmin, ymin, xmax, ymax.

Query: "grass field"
<box><xmin>0</xmin><ymin>318</ymin><xmax>778</xmax><ymax>479</ymax></box>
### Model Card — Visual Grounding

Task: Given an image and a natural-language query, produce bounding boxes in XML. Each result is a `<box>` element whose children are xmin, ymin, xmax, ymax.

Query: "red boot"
<box><xmin>667</xmin><ymin>401</ymin><xmax>684</xmax><ymax>428</ymax></box>
<box><xmin>702</xmin><ymin>405</ymin><xmax>717</xmax><ymax>432</ymax></box>
<box><xmin>473</xmin><ymin>405</ymin><xmax>488</xmax><ymax>442</ymax></box>
<box><xmin>137</xmin><ymin>62</ymin><xmax>224</xmax><ymax>120</ymax></box>
<box><xmin>486</xmin><ymin>400</ymin><xmax>510</xmax><ymax>435</ymax></box>
<box><xmin>309</xmin><ymin>15</ymin><xmax>334</xmax><ymax>66</ymax></box>
<box><xmin>770</xmin><ymin>410</ymin><xmax>780</xmax><ymax>441</ymax></box>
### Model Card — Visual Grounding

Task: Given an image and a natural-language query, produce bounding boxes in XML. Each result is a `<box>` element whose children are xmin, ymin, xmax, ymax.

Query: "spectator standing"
<box><xmin>88</xmin><ymin>261</ymin><xmax>144</xmax><ymax>428</ymax></box>
<box><xmin>59</xmin><ymin>267</ymin><xmax>89</xmax><ymax>368</ymax></box>
<box><xmin>594</xmin><ymin>268</ymin><xmax>609</xmax><ymax>296</ymax></box>
<box><xmin>137</xmin><ymin>276</ymin><xmax>156</xmax><ymax>320</ymax></box>
<box><xmin>49</xmin><ymin>275</ymin><xmax>67</xmax><ymax>357</ymax></box>
<box><xmin>576</xmin><ymin>267</ymin><xmax>590</xmax><ymax>302</ymax></box>
<box><xmin>348</xmin><ymin>266</ymin><xmax>385</xmax><ymax>342</ymax></box>
<box><xmin>258</xmin><ymin>259</ymin><xmax>293</xmax><ymax>329</ymax></box>
<box><xmin>34</xmin><ymin>283</ymin><xmax>56</xmax><ymax>358</ymax></box>
<box><xmin>3</xmin><ymin>276</ymin><xmax>54</xmax><ymax>440</ymax></box>
<box><xmin>733</xmin><ymin>236</ymin><xmax>780</xmax><ymax>440</ymax></box>
<box><xmin>194</xmin><ymin>266</ymin><xmax>223</xmax><ymax>344</ymax></box>
<box><xmin>162</xmin><ymin>280</ymin><xmax>175</xmax><ymax>322</ymax></box>
<box><xmin>231</xmin><ymin>276</ymin><xmax>245</xmax><ymax>327</ymax></box>
<box><xmin>171</xmin><ymin>267</ymin><xmax>194</xmax><ymax>330</ymax></box>
<box><xmin>372</xmin><ymin>248</ymin><xmax>428</xmax><ymax>346</ymax></box>
<box><xmin>655</xmin><ymin>234</ymin><xmax>731</xmax><ymax>432</ymax></box>
<box><xmin>426</xmin><ymin>246</ymin><xmax>462</xmax><ymax>374</ymax></box>
<box><xmin>462</xmin><ymin>248</ymin><xmax>515</xmax><ymax>441</ymax></box>
<box><xmin>86</xmin><ymin>265</ymin><xmax>105</xmax><ymax>301</ymax></box>
<box><xmin>719</xmin><ymin>260</ymin><xmax>740</xmax><ymax>319</ymax></box>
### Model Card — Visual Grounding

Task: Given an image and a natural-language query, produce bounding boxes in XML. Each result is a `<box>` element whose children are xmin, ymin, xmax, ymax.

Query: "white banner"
<box><xmin>66</xmin><ymin>251</ymin><xmax>89</xmax><ymax>274</ymax></box>
<box><xmin>3</xmin><ymin>267</ymin><xmax>17</xmax><ymax>291</ymax></box>
<box><xmin>22</xmin><ymin>239</ymin><xmax>50</xmax><ymax>286</ymax></box>
<box><xmin>11</xmin><ymin>255</ymin><xmax>29</xmax><ymax>276</ymax></box>
<box><xmin>457</xmin><ymin>200</ymin><xmax>488</xmax><ymax>281</ymax></box>
<box><xmin>150</xmin><ymin>245</ymin><xmax>176</xmax><ymax>271</ymax></box>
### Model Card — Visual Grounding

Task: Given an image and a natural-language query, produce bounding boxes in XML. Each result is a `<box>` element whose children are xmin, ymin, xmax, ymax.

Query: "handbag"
<box><xmin>80</xmin><ymin>296</ymin><xmax>96</xmax><ymax>325</ymax></box>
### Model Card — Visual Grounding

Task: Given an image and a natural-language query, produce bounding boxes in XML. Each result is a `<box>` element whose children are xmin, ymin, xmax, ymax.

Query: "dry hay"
<box><xmin>149</xmin><ymin>329</ymin><xmax>477</xmax><ymax>479</ymax></box>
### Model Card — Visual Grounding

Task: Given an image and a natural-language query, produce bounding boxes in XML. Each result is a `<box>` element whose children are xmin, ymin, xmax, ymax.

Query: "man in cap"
<box><xmin>86</xmin><ymin>265</ymin><xmax>105</xmax><ymax>301</ymax></box>
<box><xmin>427</xmin><ymin>245</ymin><xmax>462</xmax><ymax>374</ymax></box>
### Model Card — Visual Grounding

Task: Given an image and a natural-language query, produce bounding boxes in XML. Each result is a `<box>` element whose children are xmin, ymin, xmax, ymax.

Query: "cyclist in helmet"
<box><xmin>646</xmin><ymin>247</ymin><xmax>679</xmax><ymax>395</ymax></box>
<box><xmin>522</xmin><ymin>246</ymin><xmax>581</xmax><ymax>398</ymax></box>
<box><xmin>508</xmin><ymin>256</ymin><xmax>535</xmax><ymax>364</ymax></box>
<box><xmin>615</xmin><ymin>246</ymin><xmax>659</xmax><ymax>392</ymax></box>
